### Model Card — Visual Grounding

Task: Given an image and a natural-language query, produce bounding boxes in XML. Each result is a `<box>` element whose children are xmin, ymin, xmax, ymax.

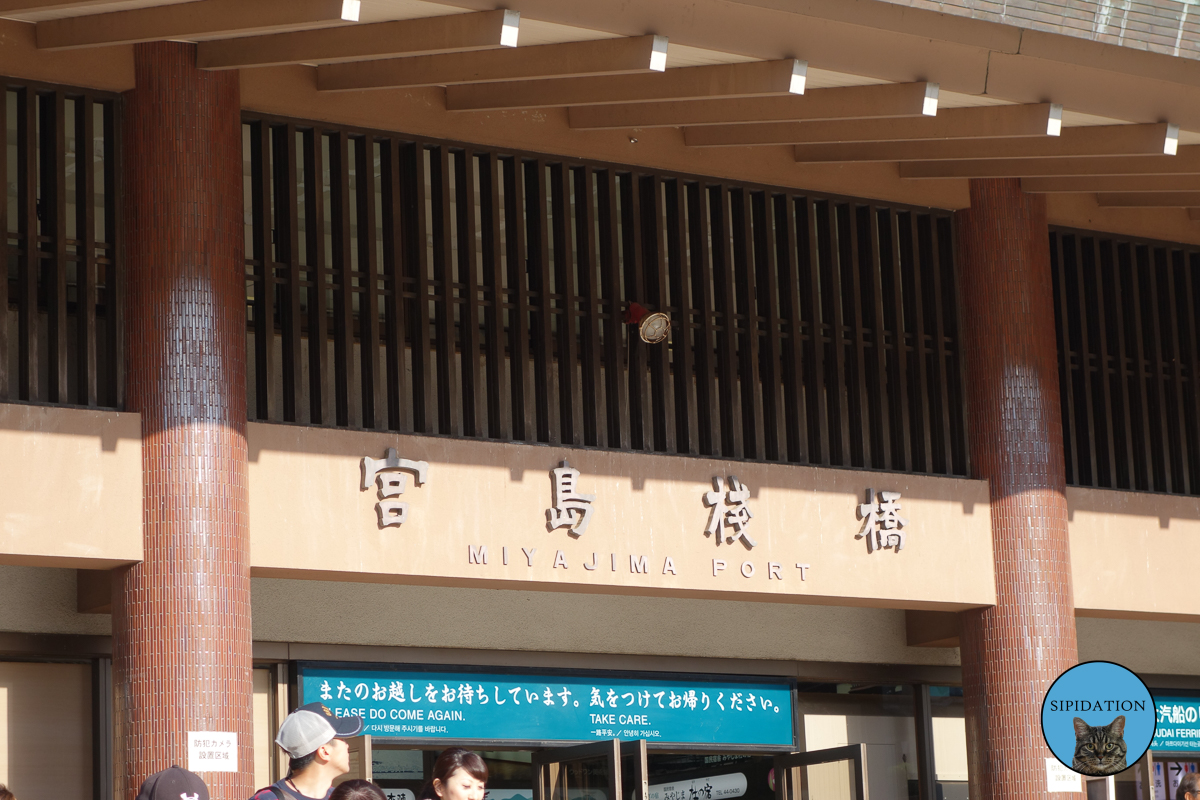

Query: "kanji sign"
<box><xmin>362</xmin><ymin>448</ymin><xmax>429</xmax><ymax>527</ymax></box>
<box><xmin>299</xmin><ymin>664</ymin><xmax>795</xmax><ymax>747</ymax></box>
<box><xmin>856</xmin><ymin>488</ymin><xmax>908</xmax><ymax>553</ymax></box>
<box><xmin>187</xmin><ymin>731</ymin><xmax>237</xmax><ymax>773</ymax></box>
<box><xmin>1152</xmin><ymin>697</ymin><xmax>1200</xmax><ymax>751</ymax></box>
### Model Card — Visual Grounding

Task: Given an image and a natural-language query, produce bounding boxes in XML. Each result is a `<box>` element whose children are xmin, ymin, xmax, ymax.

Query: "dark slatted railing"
<box><xmin>2</xmin><ymin>80</ymin><xmax>121</xmax><ymax>409</ymax></box>
<box><xmin>1052</xmin><ymin>228</ymin><xmax>1200</xmax><ymax>495</ymax></box>
<box><xmin>243</xmin><ymin>113</ymin><xmax>969</xmax><ymax>477</ymax></box>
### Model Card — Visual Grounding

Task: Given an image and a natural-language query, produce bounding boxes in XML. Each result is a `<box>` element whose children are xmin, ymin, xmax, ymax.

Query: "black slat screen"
<box><xmin>2</xmin><ymin>80</ymin><xmax>121</xmax><ymax>409</ymax></box>
<box><xmin>1051</xmin><ymin>228</ymin><xmax>1200</xmax><ymax>495</ymax></box>
<box><xmin>244</xmin><ymin>114</ymin><xmax>969</xmax><ymax>477</ymax></box>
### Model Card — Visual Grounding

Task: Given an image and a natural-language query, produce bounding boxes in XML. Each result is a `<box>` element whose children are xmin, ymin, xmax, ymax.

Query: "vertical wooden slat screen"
<box><xmin>0</xmin><ymin>80</ymin><xmax>119</xmax><ymax>410</ymax></box>
<box><xmin>243</xmin><ymin>112</ymin><xmax>970</xmax><ymax>479</ymax></box>
<box><xmin>1051</xmin><ymin>228</ymin><xmax>1200</xmax><ymax>495</ymax></box>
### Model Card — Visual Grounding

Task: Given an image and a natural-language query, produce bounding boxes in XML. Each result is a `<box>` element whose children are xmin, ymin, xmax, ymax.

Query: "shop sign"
<box><xmin>299</xmin><ymin>664</ymin><xmax>795</xmax><ymax>748</ymax></box>
<box><xmin>648</xmin><ymin>773</ymin><xmax>747</xmax><ymax>800</ymax></box>
<box><xmin>1152</xmin><ymin>697</ymin><xmax>1200</xmax><ymax>750</ymax></box>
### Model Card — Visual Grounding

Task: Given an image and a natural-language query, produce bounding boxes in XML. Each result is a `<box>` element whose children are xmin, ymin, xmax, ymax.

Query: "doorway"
<box><xmin>362</xmin><ymin>742</ymin><xmax>866</xmax><ymax>800</ymax></box>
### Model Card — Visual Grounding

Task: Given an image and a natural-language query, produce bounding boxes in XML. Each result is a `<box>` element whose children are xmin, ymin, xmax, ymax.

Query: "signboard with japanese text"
<box><xmin>298</xmin><ymin>664</ymin><xmax>795</xmax><ymax>748</ymax></box>
<box><xmin>1152</xmin><ymin>697</ymin><xmax>1200</xmax><ymax>751</ymax></box>
<box><xmin>248</xmin><ymin>424</ymin><xmax>995</xmax><ymax>610</ymax></box>
<box><xmin>187</xmin><ymin>731</ymin><xmax>237</xmax><ymax>773</ymax></box>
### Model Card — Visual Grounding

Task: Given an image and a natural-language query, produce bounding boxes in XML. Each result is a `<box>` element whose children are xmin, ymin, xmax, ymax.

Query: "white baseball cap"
<box><xmin>276</xmin><ymin>702</ymin><xmax>364</xmax><ymax>758</ymax></box>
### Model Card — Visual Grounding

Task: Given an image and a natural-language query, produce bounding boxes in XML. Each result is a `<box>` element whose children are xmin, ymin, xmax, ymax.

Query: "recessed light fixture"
<box><xmin>790</xmin><ymin>60</ymin><xmax>808</xmax><ymax>95</ymax></box>
<box><xmin>340</xmin><ymin>0</ymin><xmax>361</xmax><ymax>22</ymax></box>
<box><xmin>922</xmin><ymin>83</ymin><xmax>939</xmax><ymax>117</ymax></box>
<box><xmin>650</xmin><ymin>36</ymin><xmax>669</xmax><ymax>72</ymax></box>
<box><xmin>1166</xmin><ymin>123</ymin><xmax>1180</xmax><ymax>155</ymax></box>
<box><xmin>501</xmin><ymin>10</ymin><xmax>521</xmax><ymax>47</ymax></box>
<box><xmin>1047</xmin><ymin>104</ymin><xmax>1063</xmax><ymax>137</ymax></box>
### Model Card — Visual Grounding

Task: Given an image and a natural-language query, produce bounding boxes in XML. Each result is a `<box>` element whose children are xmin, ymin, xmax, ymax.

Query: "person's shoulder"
<box><xmin>250</xmin><ymin>786</ymin><xmax>283</xmax><ymax>800</ymax></box>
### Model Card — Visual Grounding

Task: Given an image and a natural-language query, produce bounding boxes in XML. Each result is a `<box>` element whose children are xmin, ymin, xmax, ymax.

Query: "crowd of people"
<box><xmin>79</xmin><ymin>702</ymin><xmax>491</xmax><ymax>800</ymax></box>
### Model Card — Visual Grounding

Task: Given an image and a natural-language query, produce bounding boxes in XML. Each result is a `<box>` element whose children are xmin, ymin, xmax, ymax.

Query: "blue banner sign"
<box><xmin>1153</xmin><ymin>697</ymin><xmax>1200</xmax><ymax>751</ymax></box>
<box><xmin>298</xmin><ymin>664</ymin><xmax>795</xmax><ymax>747</ymax></box>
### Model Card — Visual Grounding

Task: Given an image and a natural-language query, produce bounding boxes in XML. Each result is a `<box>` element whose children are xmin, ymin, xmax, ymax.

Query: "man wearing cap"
<box><xmin>136</xmin><ymin>766</ymin><xmax>210</xmax><ymax>800</ymax></box>
<box><xmin>251</xmin><ymin>702</ymin><xmax>364</xmax><ymax>800</ymax></box>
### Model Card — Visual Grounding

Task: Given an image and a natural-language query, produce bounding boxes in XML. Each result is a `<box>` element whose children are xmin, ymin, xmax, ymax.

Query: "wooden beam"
<box><xmin>1096</xmin><ymin>192</ymin><xmax>1200</xmax><ymax>207</ymax></box>
<box><xmin>685</xmin><ymin>102</ymin><xmax>1059</xmax><ymax>146</ymax></box>
<box><xmin>1022</xmin><ymin>175</ymin><xmax>1200</xmax><ymax>193</ymax></box>
<box><xmin>793</xmin><ymin>123</ymin><xmax>1175</xmax><ymax>163</ymax></box>
<box><xmin>317</xmin><ymin>34</ymin><xmax>667</xmax><ymax>91</ymax></box>
<box><xmin>1189</xmin><ymin>208</ymin><xmax>1200</xmax><ymax>221</ymax></box>
<box><xmin>0</xmin><ymin>0</ymin><xmax>111</xmax><ymax>11</ymax></box>
<box><xmin>445</xmin><ymin>58</ymin><xmax>807</xmax><ymax>111</ymax></box>
<box><xmin>902</xmin><ymin>146</ymin><xmax>1200</xmax><ymax>178</ymax></box>
<box><xmin>569</xmin><ymin>81</ymin><xmax>937</xmax><ymax>129</ymax></box>
<box><xmin>198</xmin><ymin>9</ymin><xmax>518</xmax><ymax>70</ymax></box>
<box><xmin>37</xmin><ymin>0</ymin><xmax>358</xmax><ymax>51</ymax></box>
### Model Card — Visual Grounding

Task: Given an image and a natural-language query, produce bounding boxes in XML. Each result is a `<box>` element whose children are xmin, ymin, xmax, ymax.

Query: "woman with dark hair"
<box><xmin>330</xmin><ymin>780</ymin><xmax>387</xmax><ymax>800</ymax></box>
<box><xmin>418</xmin><ymin>749</ymin><xmax>488</xmax><ymax>800</ymax></box>
<box><xmin>0</xmin><ymin>783</ymin><xmax>14</xmax><ymax>800</ymax></box>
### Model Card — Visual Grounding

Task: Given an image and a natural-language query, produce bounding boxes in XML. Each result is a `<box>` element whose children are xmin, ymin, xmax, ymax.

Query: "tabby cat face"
<box><xmin>1071</xmin><ymin>715</ymin><xmax>1128</xmax><ymax>776</ymax></box>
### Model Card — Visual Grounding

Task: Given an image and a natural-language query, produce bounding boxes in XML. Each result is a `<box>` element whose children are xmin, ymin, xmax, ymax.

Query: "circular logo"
<box><xmin>1041</xmin><ymin>661</ymin><xmax>1156</xmax><ymax>776</ymax></box>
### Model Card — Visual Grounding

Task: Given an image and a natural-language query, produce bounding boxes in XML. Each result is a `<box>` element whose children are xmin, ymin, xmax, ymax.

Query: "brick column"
<box><xmin>954</xmin><ymin>179</ymin><xmax>1079</xmax><ymax>800</ymax></box>
<box><xmin>112</xmin><ymin>42</ymin><xmax>252</xmax><ymax>800</ymax></box>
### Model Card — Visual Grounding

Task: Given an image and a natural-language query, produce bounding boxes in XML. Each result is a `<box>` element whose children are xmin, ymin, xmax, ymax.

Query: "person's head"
<box><xmin>275</xmin><ymin>702</ymin><xmax>364</xmax><ymax>779</ymax></box>
<box><xmin>0</xmin><ymin>783</ymin><xmax>14</xmax><ymax>800</ymax></box>
<box><xmin>419</xmin><ymin>749</ymin><xmax>487</xmax><ymax>800</ymax></box>
<box><xmin>330</xmin><ymin>779</ymin><xmax>387</xmax><ymax>800</ymax></box>
<box><xmin>134</xmin><ymin>767</ymin><xmax>209</xmax><ymax>800</ymax></box>
<box><xmin>1178</xmin><ymin>771</ymin><xmax>1200</xmax><ymax>800</ymax></box>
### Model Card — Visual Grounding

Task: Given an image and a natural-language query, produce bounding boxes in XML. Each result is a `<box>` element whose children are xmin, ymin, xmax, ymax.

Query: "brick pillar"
<box><xmin>112</xmin><ymin>42</ymin><xmax>252</xmax><ymax>800</ymax></box>
<box><xmin>955</xmin><ymin>179</ymin><xmax>1078</xmax><ymax>800</ymax></box>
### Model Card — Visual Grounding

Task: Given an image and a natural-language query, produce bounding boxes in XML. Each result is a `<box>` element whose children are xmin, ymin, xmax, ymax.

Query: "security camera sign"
<box><xmin>187</xmin><ymin>731</ymin><xmax>238</xmax><ymax>773</ymax></box>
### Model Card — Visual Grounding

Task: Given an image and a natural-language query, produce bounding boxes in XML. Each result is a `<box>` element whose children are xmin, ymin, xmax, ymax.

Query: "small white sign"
<box><xmin>1045</xmin><ymin>759</ymin><xmax>1083</xmax><ymax>793</ymax></box>
<box><xmin>384</xmin><ymin>791</ymin><xmax>416</xmax><ymax>800</ymax></box>
<box><xmin>188</xmin><ymin>731</ymin><xmax>238</xmax><ymax>773</ymax></box>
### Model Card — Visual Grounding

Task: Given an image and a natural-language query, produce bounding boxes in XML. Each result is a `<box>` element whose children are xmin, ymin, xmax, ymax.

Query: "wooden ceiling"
<box><xmin>2</xmin><ymin>0</ymin><xmax>1198</xmax><ymax>214</ymax></box>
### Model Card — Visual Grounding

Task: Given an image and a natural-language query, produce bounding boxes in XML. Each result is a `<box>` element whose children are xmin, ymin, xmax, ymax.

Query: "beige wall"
<box><xmin>0</xmin><ymin>661</ymin><xmax>92</xmax><ymax>799</ymax></box>
<box><xmin>0</xmin><ymin>403</ymin><xmax>141</xmax><ymax>569</ymax></box>
<box><xmin>1068</xmin><ymin>487</ymin><xmax>1200</xmax><ymax>620</ymax></box>
<box><xmin>2</xmin><ymin>565</ymin><xmax>1200</xmax><ymax>680</ymax></box>
<box><xmin>1077</xmin><ymin>616</ymin><xmax>1200</xmax><ymax>676</ymax></box>
<box><xmin>248</xmin><ymin>423</ymin><xmax>995</xmax><ymax>611</ymax></box>
<box><xmin>249</xmin><ymin>577</ymin><xmax>962</xmax><ymax>666</ymax></box>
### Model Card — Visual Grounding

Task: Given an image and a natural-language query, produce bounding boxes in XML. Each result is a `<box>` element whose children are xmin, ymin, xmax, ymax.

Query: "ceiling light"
<box><xmin>501</xmin><ymin>10</ymin><xmax>520</xmax><ymax>47</ymax></box>
<box><xmin>1047</xmin><ymin>104</ymin><xmax>1063</xmax><ymax>136</ymax></box>
<box><xmin>340</xmin><ymin>0</ymin><xmax>360</xmax><ymax>22</ymax></box>
<box><xmin>650</xmin><ymin>36</ymin><xmax>669</xmax><ymax>72</ymax></box>
<box><xmin>790</xmin><ymin>60</ymin><xmax>808</xmax><ymax>95</ymax></box>
<box><xmin>1166</xmin><ymin>123</ymin><xmax>1180</xmax><ymax>155</ymax></box>
<box><xmin>922</xmin><ymin>83</ymin><xmax>939</xmax><ymax>117</ymax></box>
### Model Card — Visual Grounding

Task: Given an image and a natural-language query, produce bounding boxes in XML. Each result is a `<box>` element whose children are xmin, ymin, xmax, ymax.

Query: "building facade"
<box><xmin>0</xmin><ymin>1</ymin><xmax>1199</xmax><ymax>800</ymax></box>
